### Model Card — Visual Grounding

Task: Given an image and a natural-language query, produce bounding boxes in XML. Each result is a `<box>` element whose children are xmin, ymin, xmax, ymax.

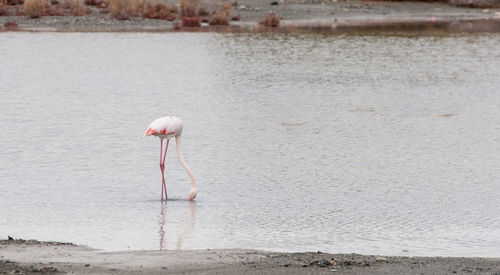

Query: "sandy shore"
<box><xmin>1</xmin><ymin>239</ymin><xmax>500</xmax><ymax>274</ymax></box>
<box><xmin>1</xmin><ymin>0</ymin><xmax>500</xmax><ymax>32</ymax></box>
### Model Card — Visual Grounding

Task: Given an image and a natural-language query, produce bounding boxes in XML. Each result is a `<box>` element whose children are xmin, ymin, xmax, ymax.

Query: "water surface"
<box><xmin>1</xmin><ymin>32</ymin><xmax>500</xmax><ymax>256</ymax></box>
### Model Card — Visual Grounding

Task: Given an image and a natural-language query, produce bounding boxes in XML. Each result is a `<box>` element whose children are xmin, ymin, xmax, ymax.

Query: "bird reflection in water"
<box><xmin>158</xmin><ymin>200</ymin><xmax>197</xmax><ymax>251</ymax></box>
<box><xmin>158</xmin><ymin>201</ymin><xmax>167</xmax><ymax>250</ymax></box>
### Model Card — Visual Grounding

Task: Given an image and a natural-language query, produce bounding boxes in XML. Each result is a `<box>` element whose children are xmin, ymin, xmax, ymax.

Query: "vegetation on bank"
<box><xmin>0</xmin><ymin>0</ymin><xmax>259</xmax><ymax>26</ymax></box>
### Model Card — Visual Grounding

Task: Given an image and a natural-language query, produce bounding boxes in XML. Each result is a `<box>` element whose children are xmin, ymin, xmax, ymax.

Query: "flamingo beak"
<box><xmin>142</xmin><ymin>128</ymin><xmax>152</xmax><ymax>138</ymax></box>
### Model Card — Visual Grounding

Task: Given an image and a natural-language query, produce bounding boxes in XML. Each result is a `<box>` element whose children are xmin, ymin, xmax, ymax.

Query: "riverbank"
<box><xmin>1</xmin><ymin>239</ymin><xmax>500</xmax><ymax>274</ymax></box>
<box><xmin>1</xmin><ymin>0</ymin><xmax>500</xmax><ymax>32</ymax></box>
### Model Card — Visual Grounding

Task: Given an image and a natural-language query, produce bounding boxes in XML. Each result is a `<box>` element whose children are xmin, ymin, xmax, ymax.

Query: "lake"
<box><xmin>1</xmin><ymin>32</ymin><xmax>499</xmax><ymax>256</ymax></box>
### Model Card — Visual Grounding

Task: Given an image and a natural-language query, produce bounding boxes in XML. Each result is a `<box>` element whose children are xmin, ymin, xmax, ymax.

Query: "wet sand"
<box><xmin>1</xmin><ymin>0</ymin><xmax>500</xmax><ymax>32</ymax></box>
<box><xmin>1</xmin><ymin>239</ymin><xmax>500</xmax><ymax>274</ymax></box>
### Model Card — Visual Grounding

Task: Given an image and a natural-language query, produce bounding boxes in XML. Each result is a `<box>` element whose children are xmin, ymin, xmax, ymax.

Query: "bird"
<box><xmin>142</xmin><ymin>116</ymin><xmax>197</xmax><ymax>201</ymax></box>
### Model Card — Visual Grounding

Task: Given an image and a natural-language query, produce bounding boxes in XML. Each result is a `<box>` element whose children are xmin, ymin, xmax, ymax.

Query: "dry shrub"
<box><xmin>180</xmin><ymin>0</ymin><xmax>199</xmax><ymax>26</ymax></box>
<box><xmin>197</xmin><ymin>6</ymin><xmax>207</xmax><ymax>16</ymax></box>
<box><xmin>219</xmin><ymin>2</ymin><xmax>230</xmax><ymax>17</ymax></box>
<box><xmin>181</xmin><ymin>15</ymin><xmax>199</xmax><ymax>26</ymax></box>
<box><xmin>23</xmin><ymin>0</ymin><xmax>45</xmax><ymax>17</ymax></box>
<box><xmin>45</xmin><ymin>4</ymin><xmax>64</xmax><ymax>14</ymax></box>
<box><xmin>179</xmin><ymin>0</ymin><xmax>197</xmax><ymax>16</ymax></box>
<box><xmin>0</xmin><ymin>2</ymin><xmax>7</xmax><ymax>14</ymax></box>
<box><xmin>230</xmin><ymin>14</ymin><xmax>239</xmax><ymax>21</ymax></box>
<box><xmin>259</xmin><ymin>12</ymin><xmax>279</xmax><ymax>27</ymax></box>
<box><xmin>208</xmin><ymin>12</ymin><xmax>227</xmax><ymax>25</ymax></box>
<box><xmin>108</xmin><ymin>0</ymin><xmax>176</xmax><ymax>20</ymax></box>
<box><xmin>7</xmin><ymin>0</ymin><xmax>23</xmax><ymax>5</ymax></box>
<box><xmin>109</xmin><ymin>0</ymin><xmax>128</xmax><ymax>19</ymax></box>
<box><xmin>69</xmin><ymin>0</ymin><xmax>86</xmax><ymax>15</ymax></box>
<box><xmin>61</xmin><ymin>0</ymin><xmax>86</xmax><ymax>14</ymax></box>
<box><xmin>84</xmin><ymin>0</ymin><xmax>102</xmax><ymax>5</ymax></box>
<box><xmin>144</xmin><ymin>3</ymin><xmax>175</xmax><ymax>20</ymax></box>
<box><xmin>208</xmin><ymin>2</ymin><xmax>232</xmax><ymax>25</ymax></box>
<box><xmin>173</xmin><ymin>20</ymin><xmax>181</xmax><ymax>29</ymax></box>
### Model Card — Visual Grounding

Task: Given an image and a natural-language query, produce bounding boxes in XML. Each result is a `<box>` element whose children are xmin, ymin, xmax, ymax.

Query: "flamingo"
<box><xmin>142</xmin><ymin>116</ymin><xmax>197</xmax><ymax>201</ymax></box>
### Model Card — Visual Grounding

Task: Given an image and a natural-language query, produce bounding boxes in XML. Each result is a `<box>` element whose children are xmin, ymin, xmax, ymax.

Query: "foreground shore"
<box><xmin>1</xmin><ymin>239</ymin><xmax>499</xmax><ymax>274</ymax></box>
<box><xmin>1</xmin><ymin>0</ymin><xmax>500</xmax><ymax>32</ymax></box>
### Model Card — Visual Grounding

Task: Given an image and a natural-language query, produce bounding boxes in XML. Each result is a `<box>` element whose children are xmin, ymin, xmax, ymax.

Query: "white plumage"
<box><xmin>142</xmin><ymin>115</ymin><xmax>183</xmax><ymax>139</ymax></box>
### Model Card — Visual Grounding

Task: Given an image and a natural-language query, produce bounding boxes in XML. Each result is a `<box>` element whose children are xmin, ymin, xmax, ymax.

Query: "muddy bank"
<box><xmin>1</xmin><ymin>0</ymin><xmax>500</xmax><ymax>32</ymax></box>
<box><xmin>1</xmin><ymin>239</ymin><xmax>500</xmax><ymax>274</ymax></box>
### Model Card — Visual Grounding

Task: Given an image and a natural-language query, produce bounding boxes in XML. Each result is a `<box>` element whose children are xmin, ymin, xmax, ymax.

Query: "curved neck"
<box><xmin>175</xmin><ymin>134</ymin><xmax>196</xmax><ymax>189</ymax></box>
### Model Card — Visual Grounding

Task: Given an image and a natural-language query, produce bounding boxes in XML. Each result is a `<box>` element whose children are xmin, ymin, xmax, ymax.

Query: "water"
<box><xmin>1</xmin><ymin>32</ymin><xmax>500</xmax><ymax>257</ymax></box>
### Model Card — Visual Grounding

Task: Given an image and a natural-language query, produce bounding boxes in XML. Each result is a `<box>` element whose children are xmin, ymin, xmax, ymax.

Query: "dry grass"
<box><xmin>259</xmin><ymin>12</ymin><xmax>279</xmax><ymax>27</ymax></box>
<box><xmin>23</xmin><ymin>0</ymin><xmax>45</xmax><ymax>17</ymax></box>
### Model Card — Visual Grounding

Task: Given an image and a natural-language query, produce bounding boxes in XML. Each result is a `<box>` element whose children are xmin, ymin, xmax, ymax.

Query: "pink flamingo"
<box><xmin>142</xmin><ymin>116</ymin><xmax>197</xmax><ymax>201</ymax></box>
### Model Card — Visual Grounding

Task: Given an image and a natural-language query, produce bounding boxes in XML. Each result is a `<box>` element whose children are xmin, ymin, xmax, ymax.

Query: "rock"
<box><xmin>376</xmin><ymin>257</ymin><xmax>387</xmax><ymax>262</ymax></box>
<box><xmin>318</xmin><ymin>259</ymin><xmax>332</xmax><ymax>267</ymax></box>
<box><xmin>271</xmin><ymin>1</ymin><xmax>279</xmax><ymax>5</ymax></box>
<box><xmin>40</xmin><ymin>266</ymin><xmax>58</xmax><ymax>273</ymax></box>
<box><xmin>237</xmin><ymin>5</ymin><xmax>247</xmax><ymax>10</ymax></box>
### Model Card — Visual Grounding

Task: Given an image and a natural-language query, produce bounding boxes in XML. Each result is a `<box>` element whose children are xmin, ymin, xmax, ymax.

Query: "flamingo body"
<box><xmin>142</xmin><ymin>115</ymin><xmax>183</xmax><ymax>139</ymax></box>
<box><xmin>143</xmin><ymin>116</ymin><xmax>197</xmax><ymax>201</ymax></box>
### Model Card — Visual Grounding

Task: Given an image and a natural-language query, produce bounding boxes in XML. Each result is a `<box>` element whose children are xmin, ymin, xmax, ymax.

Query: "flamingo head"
<box><xmin>187</xmin><ymin>188</ymin><xmax>197</xmax><ymax>201</ymax></box>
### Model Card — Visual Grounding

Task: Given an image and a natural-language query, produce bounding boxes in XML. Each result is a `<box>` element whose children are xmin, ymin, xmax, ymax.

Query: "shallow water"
<box><xmin>1</xmin><ymin>32</ymin><xmax>500</xmax><ymax>257</ymax></box>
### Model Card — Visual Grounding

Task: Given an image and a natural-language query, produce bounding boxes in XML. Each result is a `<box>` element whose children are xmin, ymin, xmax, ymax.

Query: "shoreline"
<box><xmin>1</xmin><ymin>0</ymin><xmax>500</xmax><ymax>33</ymax></box>
<box><xmin>1</xmin><ymin>239</ymin><xmax>500</xmax><ymax>274</ymax></box>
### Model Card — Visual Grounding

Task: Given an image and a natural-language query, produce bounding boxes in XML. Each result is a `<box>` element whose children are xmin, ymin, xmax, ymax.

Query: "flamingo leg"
<box><xmin>162</xmin><ymin>140</ymin><xmax>170</xmax><ymax>199</ymax></box>
<box><xmin>160</xmin><ymin>139</ymin><xmax>164</xmax><ymax>201</ymax></box>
